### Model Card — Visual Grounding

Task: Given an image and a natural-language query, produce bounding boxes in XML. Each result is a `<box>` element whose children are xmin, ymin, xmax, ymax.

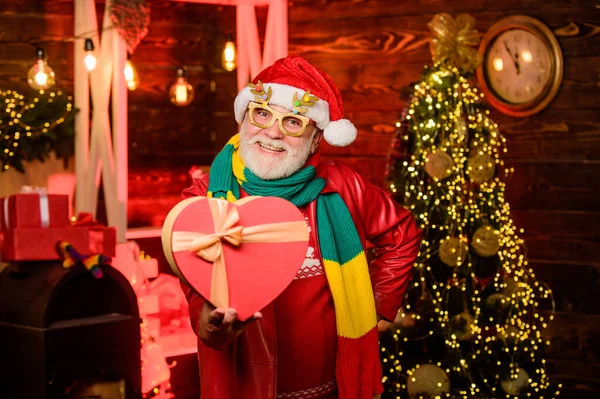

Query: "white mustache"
<box><xmin>249</xmin><ymin>136</ymin><xmax>289</xmax><ymax>151</ymax></box>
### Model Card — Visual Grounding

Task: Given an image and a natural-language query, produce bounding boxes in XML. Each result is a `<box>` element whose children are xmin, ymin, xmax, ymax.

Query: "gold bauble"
<box><xmin>501</xmin><ymin>367</ymin><xmax>529</xmax><ymax>395</ymax></box>
<box><xmin>449</xmin><ymin>312</ymin><xmax>475</xmax><ymax>341</ymax></box>
<box><xmin>425</xmin><ymin>151</ymin><xmax>454</xmax><ymax>180</ymax></box>
<box><xmin>503</xmin><ymin>279</ymin><xmax>530</xmax><ymax>299</ymax></box>
<box><xmin>497</xmin><ymin>325</ymin><xmax>520</xmax><ymax>344</ymax></box>
<box><xmin>407</xmin><ymin>364</ymin><xmax>450</xmax><ymax>399</ymax></box>
<box><xmin>439</xmin><ymin>237</ymin><xmax>469</xmax><ymax>267</ymax></box>
<box><xmin>471</xmin><ymin>225</ymin><xmax>500</xmax><ymax>257</ymax></box>
<box><xmin>485</xmin><ymin>292</ymin><xmax>509</xmax><ymax>311</ymax></box>
<box><xmin>467</xmin><ymin>152</ymin><xmax>495</xmax><ymax>183</ymax></box>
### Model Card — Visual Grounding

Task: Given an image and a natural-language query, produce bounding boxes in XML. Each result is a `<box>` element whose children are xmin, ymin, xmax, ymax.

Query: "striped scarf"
<box><xmin>207</xmin><ymin>135</ymin><xmax>382</xmax><ymax>398</ymax></box>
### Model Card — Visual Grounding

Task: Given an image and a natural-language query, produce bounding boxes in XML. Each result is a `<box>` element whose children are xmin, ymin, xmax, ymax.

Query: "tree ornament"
<box><xmin>467</xmin><ymin>152</ymin><xmax>495</xmax><ymax>183</ymax></box>
<box><xmin>407</xmin><ymin>364</ymin><xmax>450</xmax><ymax>399</ymax></box>
<box><xmin>428</xmin><ymin>13</ymin><xmax>482</xmax><ymax>73</ymax></box>
<box><xmin>497</xmin><ymin>324</ymin><xmax>520</xmax><ymax>344</ymax></box>
<box><xmin>503</xmin><ymin>279</ymin><xmax>530</xmax><ymax>301</ymax></box>
<box><xmin>471</xmin><ymin>225</ymin><xmax>500</xmax><ymax>257</ymax></box>
<box><xmin>501</xmin><ymin>367</ymin><xmax>530</xmax><ymax>395</ymax></box>
<box><xmin>425</xmin><ymin>150</ymin><xmax>454</xmax><ymax>180</ymax></box>
<box><xmin>109</xmin><ymin>0</ymin><xmax>150</xmax><ymax>54</ymax></box>
<box><xmin>449</xmin><ymin>311</ymin><xmax>475</xmax><ymax>341</ymax></box>
<box><xmin>485</xmin><ymin>292</ymin><xmax>509</xmax><ymax>311</ymax></box>
<box><xmin>439</xmin><ymin>236</ymin><xmax>469</xmax><ymax>267</ymax></box>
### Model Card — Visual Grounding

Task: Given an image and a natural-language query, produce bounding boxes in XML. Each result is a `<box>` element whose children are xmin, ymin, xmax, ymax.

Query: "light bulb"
<box><xmin>84</xmin><ymin>38</ymin><xmax>96</xmax><ymax>71</ymax></box>
<box><xmin>124</xmin><ymin>56</ymin><xmax>139</xmax><ymax>91</ymax></box>
<box><xmin>221</xmin><ymin>37</ymin><xmax>237</xmax><ymax>72</ymax></box>
<box><xmin>169</xmin><ymin>67</ymin><xmax>194</xmax><ymax>107</ymax></box>
<box><xmin>27</xmin><ymin>47</ymin><xmax>55</xmax><ymax>91</ymax></box>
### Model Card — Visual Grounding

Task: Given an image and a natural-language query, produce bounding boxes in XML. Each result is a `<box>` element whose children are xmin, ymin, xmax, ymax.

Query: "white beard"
<box><xmin>239</xmin><ymin>124</ymin><xmax>314</xmax><ymax>180</ymax></box>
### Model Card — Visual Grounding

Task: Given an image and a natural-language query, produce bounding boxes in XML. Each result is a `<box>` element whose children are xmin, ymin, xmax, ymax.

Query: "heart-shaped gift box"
<box><xmin>162</xmin><ymin>196</ymin><xmax>309</xmax><ymax>321</ymax></box>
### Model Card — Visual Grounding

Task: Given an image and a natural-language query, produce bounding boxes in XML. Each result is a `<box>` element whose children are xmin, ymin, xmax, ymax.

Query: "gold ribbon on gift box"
<box><xmin>164</xmin><ymin>197</ymin><xmax>308</xmax><ymax>309</ymax></box>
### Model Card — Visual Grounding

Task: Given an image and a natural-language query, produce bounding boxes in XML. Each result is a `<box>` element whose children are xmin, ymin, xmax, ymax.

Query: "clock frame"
<box><xmin>476</xmin><ymin>15</ymin><xmax>563</xmax><ymax>117</ymax></box>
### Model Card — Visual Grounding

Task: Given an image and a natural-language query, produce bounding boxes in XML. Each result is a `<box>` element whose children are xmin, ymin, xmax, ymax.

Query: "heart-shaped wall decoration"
<box><xmin>162</xmin><ymin>196</ymin><xmax>308</xmax><ymax>321</ymax></box>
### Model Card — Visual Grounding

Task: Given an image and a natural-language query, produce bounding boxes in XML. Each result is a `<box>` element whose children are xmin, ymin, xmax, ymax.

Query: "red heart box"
<box><xmin>162</xmin><ymin>196</ymin><xmax>308</xmax><ymax>321</ymax></box>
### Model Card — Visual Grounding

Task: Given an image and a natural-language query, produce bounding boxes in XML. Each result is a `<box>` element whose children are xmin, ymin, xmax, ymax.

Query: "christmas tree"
<box><xmin>381</xmin><ymin>14</ymin><xmax>560</xmax><ymax>398</ymax></box>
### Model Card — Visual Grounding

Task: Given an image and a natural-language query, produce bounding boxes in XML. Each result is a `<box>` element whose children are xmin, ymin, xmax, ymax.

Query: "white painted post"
<box><xmin>74</xmin><ymin>0</ymin><xmax>128</xmax><ymax>243</ymax></box>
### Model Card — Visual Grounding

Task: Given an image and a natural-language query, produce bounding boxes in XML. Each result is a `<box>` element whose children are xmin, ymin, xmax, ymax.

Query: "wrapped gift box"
<box><xmin>0</xmin><ymin>192</ymin><xmax>69</xmax><ymax>231</ymax></box>
<box><xmin>1</xmin><ymin>226</ymin><xmax>116</xmax><ymax>261</ymax></box>
<box><xmin>162</xmin><ymin>196</ymin><xmax>309</xmax><ymax>321</ymax></box>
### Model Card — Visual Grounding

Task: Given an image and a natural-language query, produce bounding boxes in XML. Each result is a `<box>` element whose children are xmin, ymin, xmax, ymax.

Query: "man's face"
<box><xmin>239</xmin><ymin>103</ymin><xmax>322</xmax><ymax>180</ymax></box>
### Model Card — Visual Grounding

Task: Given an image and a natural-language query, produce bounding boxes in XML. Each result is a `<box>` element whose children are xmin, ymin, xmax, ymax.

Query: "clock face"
<box><xmin>485</xmin><ymin>29</ymin><xmax>552</xmax><ymax>104</ymax></box>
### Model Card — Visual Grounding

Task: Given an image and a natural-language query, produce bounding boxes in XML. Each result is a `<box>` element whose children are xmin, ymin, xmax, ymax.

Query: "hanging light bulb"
<box><xmin>169</xmin><ymin>67</ymin><xmax>194</xmax><ymax>107</ymax></box>
<box><xmin>84</xmin><ymin>38</ymin><xmax>97</xmax><ymax>71</ymax></box>
<box><xmin>221</xmin><ymin>35</ymin><xmax>237</xmax><ymax>72</ymax></box>
<box><xmin>124</xmin><ymin>54</ymin><xmax>140</xmax><ymax>91</ymax></box>
<box><xmin>27</xmin><ymin>47</ymin><xmax>56</xmax><ymax>91</ymax></box>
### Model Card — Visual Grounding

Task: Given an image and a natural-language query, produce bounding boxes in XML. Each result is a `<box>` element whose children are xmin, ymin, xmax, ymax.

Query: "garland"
<box><xmin>0</xmin><ymin>89</ymin><xmax>75</xmax><ymax>173</ymax></box>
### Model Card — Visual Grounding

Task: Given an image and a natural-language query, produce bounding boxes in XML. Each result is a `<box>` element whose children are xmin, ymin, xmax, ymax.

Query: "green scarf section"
<box><xmin>208</xmin><ymin>134</ymin><xmax>380</xmax><ymax>398</ymax></box>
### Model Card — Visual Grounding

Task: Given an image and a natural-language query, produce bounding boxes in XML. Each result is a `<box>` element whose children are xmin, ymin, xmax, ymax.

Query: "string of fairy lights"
<box><xmin>1</xmin><ymin>24</ymin><xmax>237</xmax><ymax>172</ymax></box>
<box><xmin>26</xmin><ymin>27</ymin><xmax>237</xmax><ymax>106</ymax></box>
<box><xmin>383</xmin><ymin>63</ymin><xmax>560</xmax><ymax>398</ymax></box>
<box><xmin>1</xmin><ymin>89</ymin><xmax>73</xmax><ymax>171</ymax></box>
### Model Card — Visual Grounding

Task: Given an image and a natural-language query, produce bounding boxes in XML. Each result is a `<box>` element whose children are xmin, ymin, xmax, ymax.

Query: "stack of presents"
<box><xmin>0</xmin><ymin>187</ymin><xmax>116</xmax><ymax>262</ymax></box>
<box><xmin>0</xmin><ymin>187</ymin><xmax>195</xmax><ymax>398</ymax></box>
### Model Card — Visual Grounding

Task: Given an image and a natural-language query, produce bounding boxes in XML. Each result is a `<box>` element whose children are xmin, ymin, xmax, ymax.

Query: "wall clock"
<box><xmin>476</xmin><ymin>15</ymin><xmax>563</xmax><ymax>117</ymax></box>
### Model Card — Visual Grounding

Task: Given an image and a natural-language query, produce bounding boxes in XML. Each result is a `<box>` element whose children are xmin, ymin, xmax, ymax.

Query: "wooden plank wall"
<box><xmin>0</xmin><ymin>0</ymin><xmax>239</xmax><ymax>226</ymax></box>
<box><xmin>0</xmin><ymin>0</ymin><xmax>598</xmax><ymax>397</ymax></box>
<box><xmin>287</xmin><ymin>0</ymin><xmax>600</xmax><ymax>397</ymax></box>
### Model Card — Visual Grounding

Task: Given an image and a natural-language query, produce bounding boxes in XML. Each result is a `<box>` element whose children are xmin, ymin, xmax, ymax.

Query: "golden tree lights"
<box><xmin>0</xmin><ymin>90</ymin><xmax>73</xmax><ymax>172</ymax></box>
<box><xmin>381</xmin><ymin>63</ymin><xmax>560</xmax><ymax>398</ymax></box>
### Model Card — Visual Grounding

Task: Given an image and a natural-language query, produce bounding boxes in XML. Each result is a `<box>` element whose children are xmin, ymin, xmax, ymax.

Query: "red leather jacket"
<box><xmin>180</xmin><ymin>160</ymin><xmax>422</xmax><ymax>399</ymax></box>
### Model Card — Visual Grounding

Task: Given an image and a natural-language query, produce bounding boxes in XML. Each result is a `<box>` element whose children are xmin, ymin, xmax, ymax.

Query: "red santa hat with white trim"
<box><xmin>234</xmin><ymin>55</ymin><xmax>357</xmax><ymax>147</ymax></box>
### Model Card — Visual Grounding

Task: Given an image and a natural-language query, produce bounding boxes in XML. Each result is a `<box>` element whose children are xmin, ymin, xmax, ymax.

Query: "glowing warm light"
<box><xmin>493</xmin><ymin>58</ymin><xmax>504</xmax><ymax>72</ymax></box>
<box><xmin>168</xmin><ymin>67</ymin><xmax>194</xmax><ymax>107</ymax></box>
<box><xmin>84</xmin><ymin>38</ymin><xmax>96</xmax><ymax>71</ymax></box>
<box><xmin>521</xmin><ymin>51</ymin><xmax>533</xmax><ymax>63</ymax></box>
<box><xmin>222</xmin><ymin>38</ymin><xmax>237</xmax><ymax>71</ymax></box>
<box><xmin>27</xmin><ymin>48</ymin><xmax>55</xmax><ymax>90</ymax></box>
<box><xmin>124</xmin><ymin>57</ymin><xmax>139</xmax><ymax>91</ymax></box>
<box><xmin>380</xmin><ymin>63</ymin><xmax>558</xmax><ymax>397</ymax></box>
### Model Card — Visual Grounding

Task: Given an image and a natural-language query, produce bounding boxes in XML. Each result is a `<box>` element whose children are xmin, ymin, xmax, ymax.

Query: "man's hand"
<box><xmin>198</xmin><ymin>301</ymin><xmax>263</xmax><ymax>349</ymax></box>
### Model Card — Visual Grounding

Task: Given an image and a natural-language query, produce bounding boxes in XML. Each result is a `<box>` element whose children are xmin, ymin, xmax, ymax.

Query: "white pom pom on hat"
<box><xmin>234</xmin><ymin>55</ymin><xmax>357</xmax><ymax>147</ymax></box>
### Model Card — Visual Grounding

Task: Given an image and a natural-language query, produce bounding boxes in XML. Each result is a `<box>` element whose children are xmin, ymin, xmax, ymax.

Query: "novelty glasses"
<box><xmin>247</xmin><ymin>102</ymin><xmax>313</xmax><ymax>137</ymax></box>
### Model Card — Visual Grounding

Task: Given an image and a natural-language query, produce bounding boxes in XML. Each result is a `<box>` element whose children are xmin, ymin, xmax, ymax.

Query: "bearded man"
<box><xmin>180</xmin><ymin>55</ymin><xmax>421</xmax><ymax>399</ymax></box>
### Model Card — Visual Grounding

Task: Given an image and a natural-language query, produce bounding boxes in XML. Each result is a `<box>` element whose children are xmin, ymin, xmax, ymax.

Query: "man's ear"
<box><xmin>311</xmin><ymin>129</ymin><xmax>323</xmax><ymax>153</ymax></box>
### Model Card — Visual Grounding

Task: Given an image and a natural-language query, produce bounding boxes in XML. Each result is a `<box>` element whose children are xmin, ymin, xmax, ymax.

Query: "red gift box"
<box><xmin>1</xmin><ymin>227</ymin><xmax>89</xmax><ymax>261</ymax></box>
<box><xmin>0</xmin><ymin>226</ymin><xmax>116</xmax><ymax>261</ymax></box>
<box><xmin>0</xmin><ymin>191</ymin><xmax>69</xmax><ymax>231</ymax></box>
<box><xmin>86</xmin><ymin>226</ymin><xmax>117</xmax><ymax>257</ymax></box>
<box><xmin>162</xmin><ymin>196</ymin><xmax>309</xmax><ymax>321</ymax></box>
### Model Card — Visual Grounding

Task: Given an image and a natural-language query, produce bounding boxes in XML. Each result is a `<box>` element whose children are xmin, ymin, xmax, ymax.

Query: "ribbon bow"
<box><xmin>428</xmin><ymin>13</ymin><xmax>482</xmax><ymax>73</ymax></box>
<box><xmin>188</xmin><ymin>206</ymin><xmax>244</xmax><ymax>263</ymax></box>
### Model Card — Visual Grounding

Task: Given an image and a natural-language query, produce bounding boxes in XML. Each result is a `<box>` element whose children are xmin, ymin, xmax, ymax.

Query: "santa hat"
<box><xmin>234</xmin><ymin>55</ymin><xmax>357</xmax><ymax>147</ymax></box>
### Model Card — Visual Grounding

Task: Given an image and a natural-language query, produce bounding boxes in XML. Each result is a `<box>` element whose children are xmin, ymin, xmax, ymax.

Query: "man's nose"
<box><xmin>263</xmin><ymin>119</ymin><xmax>284</xmax><ymax>139</ymax></box>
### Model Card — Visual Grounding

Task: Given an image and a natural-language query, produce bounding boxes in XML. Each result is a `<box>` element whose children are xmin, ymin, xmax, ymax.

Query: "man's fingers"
<box><xmin>207</xmin><ymin>308</ymin><xmax>226</xmax><ymax>325</ymax></box>
<box><xmin>222</xmin><ymin>308</ymin><xmax>238</xmax><ymax>325</ymax></box>
<box><xmin>241</xmin><ymin>311</ymin><xmax>263</xmax><ymax>327</ymax></box>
